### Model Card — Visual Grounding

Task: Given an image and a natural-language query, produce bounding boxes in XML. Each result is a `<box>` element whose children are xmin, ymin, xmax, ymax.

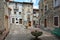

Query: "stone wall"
<box><xmin>0</xmin><ymin>0</ymin><xmax>5</xmax><ymax>30</ymax></box>
<box><xmin>0</xmin><ymin>0</ymin><xmax>9</xmax><ymax>31</ymax></box>
<box><xmin>23</xmin><ymin>3</ymin><xmax>33</xmax><ymax>27</ymax></box>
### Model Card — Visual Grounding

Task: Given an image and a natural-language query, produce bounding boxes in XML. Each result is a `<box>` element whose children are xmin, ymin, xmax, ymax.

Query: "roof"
<box><xmin>33</xmin><ymin>9</ymin><xmax>39</xmax><ymax>11</ymax></box>
<box><xmin>23</xmin><ymin>2</ymin><xmax>33</xmax><ymax>5</ymax></box>
<box><xmin>9</xmin><ymin>1</ymin><xmax>23</xmax><ymax>4</ymax></box>
<box><xmin>9</xmin><ymin>1</ymin><xmax>33</xmax><ymax>5</ymax></box>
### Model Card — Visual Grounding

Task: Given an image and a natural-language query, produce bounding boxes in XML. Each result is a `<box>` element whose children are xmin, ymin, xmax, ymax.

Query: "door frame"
<box><xmin>53</xmin><ymin>16</ymin><xmax>59</xmax><ymax>27</ymax></box>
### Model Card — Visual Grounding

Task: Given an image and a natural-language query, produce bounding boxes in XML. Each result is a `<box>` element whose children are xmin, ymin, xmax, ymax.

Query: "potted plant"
<box><xmin>31</xmin><ymin>30</ymin><xmax>43</xmax><ymax>40</ymax></box>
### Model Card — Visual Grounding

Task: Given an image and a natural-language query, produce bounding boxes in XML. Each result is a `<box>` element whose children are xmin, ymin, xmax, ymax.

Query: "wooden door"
<box><xmin>44</xmin><ymin>19</ymin><xmax>47</xmax><ymax>27</ymax></box>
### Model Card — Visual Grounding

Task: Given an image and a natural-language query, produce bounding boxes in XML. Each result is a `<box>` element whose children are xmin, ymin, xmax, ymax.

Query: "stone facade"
<box><xmin>0</xmin><ymin>0</ymin><xmax>4</xmax><ymax>30</ymax></box>
<box><xmin>8</xmin><ymin>1</ymin><xmax>33</xmax><ymax>28</ymax></box>
<box><xmin>33</xmin><ymin>9</ymin><xmax>39</xmax><ymax>27</ymax></box>
<box><xmin>0</xmin><ymin>0</ymin><xmax>9</xmax><ymax>31</ymax></box>
<box><xmin>39</xmin><ymin>0</ymin><xmax>60</xmax><ymax>29</ymax></box>
<box><xmin>22</xmin><ymin>2</ymin><xmax>33</xmax><ymax>27</ymax></box>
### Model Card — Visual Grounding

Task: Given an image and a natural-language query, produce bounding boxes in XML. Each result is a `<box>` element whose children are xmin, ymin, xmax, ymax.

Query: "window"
<box><xmin>33</xmin><ymin>21</ymin><xmax>35</xmax><ymax>25</ymax></box>
<box><xmin>54</xmin><ymin>17</ymin><xmax>58</xmax><ymax>26</ymax></box>
<box><xmin>16</xmin><ymin>18</ymin><xmax>17</xmax><ymax>20</ymax></box>
<box><xmin>33</xmin><ymin>12</ymin><xmax>36</xmax><ymax>14</ymax></box>
<box><xmin>45</xmin><ymin>4</ymin><xmax>48</xmax><ymax>11</ymax></box>
<box><xmin>27</xmin><ymin>14</ymin><xmax>30</xmax><ymax>21</ymax></box>
<box><xmin>27</xmin><ymin>9</ymin><xmax>30</xmax><ymax>13</ymax></box>
<box><xmin>19</xmin><ymin>12</ymin><xmax>21</xmax><ymax>14</ymax></box>
<box><xmin>55</xmin><ymin>0</ymin><xmax>57</xmax><ymax>4</ymax></box>
<box><xmin>14</xmin><ymin>9</ymin><xmax>18</xmax><ymax>12</ymax></box>
<box><xmin>28</xmin><ymin>5</ymin><xmax>30</xmax><ymax>7</ymax></box>
<box><xmin>19</xmin><ymin>19</ymin><xmax>22</xmax><ymax>24</ymax></box>
<box><xmin>28</xmin><ymin>21</ymin><xmax>31</xmax><ymax>26</ymax></box>
<box><xmin>41</xmin><ymin>9</ymin><xmax>43</xmax><ymax>11</ymax></box>
<box><xmin>22</xmin><ymin>8</ymin><xmax>24</xmax><ymax>11</ymax></box>
<box><xmin>16</xmin><ymin>22</ymin><xmax>18</xmax><ymax>23</ymax></box>
<box><xmin>14</xmin><ymin>12</ymin><xmax>16</xmax><ymax>14</ymax></box>
<box><xmin>53</xmin><ymin>0</ymin><xmax>60</xmax><ymax>7</ymax></box>
<box><xmin>8</xmin><ymin>8</ymin><xmax>11</xmax><ymax>15</ymax></box>
<box><xmin>12</xmin><ymin>18</ymin><xmax>14</xmax><ymax>23</ymax></box>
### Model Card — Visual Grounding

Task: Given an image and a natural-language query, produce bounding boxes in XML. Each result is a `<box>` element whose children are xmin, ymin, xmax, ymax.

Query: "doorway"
<box><xmin>28</xmin><ymin>21</ymin><xmax>31</xmax><ymax>27</ymax></box>
<box><xmin>44</xmin><ymin>19</ymin><xmax>47</xmax><ymax>27</ymax></box>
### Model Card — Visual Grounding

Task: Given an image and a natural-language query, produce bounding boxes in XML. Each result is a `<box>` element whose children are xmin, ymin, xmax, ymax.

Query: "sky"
<box><xmin>14</xmin><ymin>0</ymin><xmax>39</xmax><ymax>9</ymax></box>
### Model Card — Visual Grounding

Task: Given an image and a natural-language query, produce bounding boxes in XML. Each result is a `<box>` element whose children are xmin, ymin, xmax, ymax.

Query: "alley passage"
<box><xmin>5</xmin><ymin>24</ymin><xmax>59</xmax><ymax>40</ymax></box>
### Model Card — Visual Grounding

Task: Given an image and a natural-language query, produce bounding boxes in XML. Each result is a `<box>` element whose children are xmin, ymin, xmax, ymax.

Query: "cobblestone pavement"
<box><xmin>5</xmin><ymin>24</ymin><xmax>59</xmax><ymax>40</ymax></box>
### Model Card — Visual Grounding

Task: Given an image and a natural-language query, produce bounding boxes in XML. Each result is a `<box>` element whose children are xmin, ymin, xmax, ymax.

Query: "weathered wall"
<box><xmin>0</xmin><ymin>0</ymin><xmax>5</xmax><ymax>30</ymax></box>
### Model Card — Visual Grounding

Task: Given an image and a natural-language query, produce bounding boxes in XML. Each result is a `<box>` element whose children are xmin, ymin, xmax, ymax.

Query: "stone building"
<box><xmin>33</xmin><ymin>9</ymin><xmax>39</xmax><ymax>27</ymax></box>
<box><xmin>22</xmin><ymin>2</ymin><xmax>33</xmax><ymax>27</ymax></box>
<box><xmin>53</xmin><ymin>0</ymin><xmax>60</xmax><ymax>28</ymax></box>
<box><xmin>8</xmin><ymin>1</ymin><xmax>33</xmax><ymax>28</ymax></box>
<box><xmin>39</xmin><ymin>0</ymin><xmax>60</xmax><ymax>29</ymax></box>
<box><xmin>0</xmin><ymin>0</ymin><xmax>9</xmax><ymax>31</ymax></box>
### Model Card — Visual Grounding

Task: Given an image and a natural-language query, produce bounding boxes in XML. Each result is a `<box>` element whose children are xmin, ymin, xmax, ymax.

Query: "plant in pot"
<box><xmin>31</xmin><ymin>30</ymin><xmax>43</xmax><ymax>40</ymax></box>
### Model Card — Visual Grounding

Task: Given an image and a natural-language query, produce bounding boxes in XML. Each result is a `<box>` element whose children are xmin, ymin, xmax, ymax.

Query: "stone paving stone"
<box><xmin>5</xmin><ymin>25</ymin><xmax>60</xmax><ymax>40</ymax></box>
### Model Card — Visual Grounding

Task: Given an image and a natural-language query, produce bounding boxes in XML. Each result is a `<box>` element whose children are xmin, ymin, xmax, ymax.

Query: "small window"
<box><xmin>55</xmin><ymin>0</ymin><xmax>57</xmax><ymax>5</ymax></box>
<box><xmin>28</xmin><ymin>5</ymin><xmax>30</xmax><ymax>7</ymax></box>
<box><xmin>16</xmin><ymin>22</ymin><xmax>18</xmax><ymax>23</ymax></box>
<box><xmin>45</xmin><ymin>5</ymin><xmax>47</xmax><ymax>11</ymax></box>
<box><xmin>12</xmin><ymin>18</ymin><xmax>14</xmax><ymax>23</ymax></box>
<box><xmin>41</xmin><ymin>9</ymin><xmax>43</xmax><ymax>11</ymax></box>
<box><xmin>33</xmin><ymin>12</ymin><xmax>36</xmax><ymax>14</ymax></box>
<box><xmin>27</xmin><ymin>9</ymin><xmax>30</xmax><ymax>13</ymax></box>
<box><xmin>28</xmin><ymin>21</ymin><xmax>31</xmax><ymax>26</ymax></box>
<box><xmin>14</xmin><ymin>12</ymin><xmax>16</xmax><ymax>14</ymax></box>
<box><xmin>14</xmin><ymin>9</ymin><xmax>18</xmax><ymax>12</ymax></box>
<box><xmin>45</xmin><ymin>4</ymin><xmax>48</xmax><ymax>11</ymax></box>
<box><xmin>19</xmin><ymin>12</ymin><xmax>21</xmax><ymax>14</ymax></box>
<box><xmin>16</xmin><ymin>18</ymin><xmax>17</xmax><ymax>20</ymax></box>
